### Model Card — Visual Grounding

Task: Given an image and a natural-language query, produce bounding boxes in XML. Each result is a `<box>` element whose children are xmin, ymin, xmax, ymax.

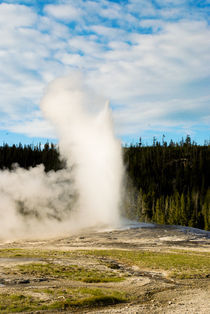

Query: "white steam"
<box><xmin>0</xmin><ymin>74</ymin><xmax>124</xmax><ymax>240</ymax></box>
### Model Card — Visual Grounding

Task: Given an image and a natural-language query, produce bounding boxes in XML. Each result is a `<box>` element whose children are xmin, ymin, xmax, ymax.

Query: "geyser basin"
<box><xmin>0</xmin><ymin>73</ymin><xmax>124</xmax><ymax>240</ymax></box>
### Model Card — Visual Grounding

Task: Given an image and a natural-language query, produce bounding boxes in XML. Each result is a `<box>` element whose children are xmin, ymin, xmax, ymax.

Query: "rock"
<box><xmin>36</xmin><ymin>278</ymin><xmax>48</xmax><ymax>282</ymax></box>
<box><xmin>109</xmin><ymin>262</ymin><xmax>120</xmax><ymax>269</ymax></box>
<box><xmin>17</xmin><ymin>279</ymin><xmax>30</xmax><ymax>284</ymax></box>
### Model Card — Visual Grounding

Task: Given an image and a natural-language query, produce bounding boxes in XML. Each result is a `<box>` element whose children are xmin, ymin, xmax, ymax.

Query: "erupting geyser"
<box><xmin>0</xmin><ymin>73</ymin><xmax>124</xmax><ymax>239</ymax></box>
<box><xmin>41</xmin><ymin>74</ymin><xmax>124</xmax><ymax>227</ymax></box>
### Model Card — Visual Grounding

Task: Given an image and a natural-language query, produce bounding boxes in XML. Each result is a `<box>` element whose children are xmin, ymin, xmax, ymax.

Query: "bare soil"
<box><xmin>0</xmin><ymin>223</ymin><xmax>209</xmax><ymax>313</ymax></box>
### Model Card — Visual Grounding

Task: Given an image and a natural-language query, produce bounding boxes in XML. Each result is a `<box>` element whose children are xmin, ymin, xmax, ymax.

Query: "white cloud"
<box><xmin>8</xmin><ymin>118</ymin><xmax>56</xmax><ymax>138</ymax></box>
<box><xmin>44</xmin><ymin>3</ymin><xmax>83</xmax><ymax>22</ymax></box>
<box><xmin>0</xmin><ymin>0</ymin><xmax>209</xmax><ymax>142</ymax></box>
<box><xmin>127</xmin><ymin>0</ymin><xmax>156</xmax><ymax>17</ymax></box>
<box><xmin>0</xmin><ymin>3</ymin><xmax>37</xmax><ymax>27</ymax></box>
<box><xmin>113</xmin><ymin>96</ymin><xmax>210</xmax><ymax>137</ymax></box>
<box><xmin>0</xmin><ymin>3</ymin><xmax>71</xmax><ymax>122</ymax></box>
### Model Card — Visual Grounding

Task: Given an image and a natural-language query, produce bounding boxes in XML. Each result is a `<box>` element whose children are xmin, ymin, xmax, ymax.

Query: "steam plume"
<box><xmin>0</xmin><ymin>73</ymin><xmax>124</xmax><ymax>240</ymax></box>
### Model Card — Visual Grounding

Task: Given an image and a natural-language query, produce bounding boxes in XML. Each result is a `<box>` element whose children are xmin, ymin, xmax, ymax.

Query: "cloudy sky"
<box><xmin>0</xmin><ymin>0</ymin><xmax>210</xmax><ymax>145</ymax></box>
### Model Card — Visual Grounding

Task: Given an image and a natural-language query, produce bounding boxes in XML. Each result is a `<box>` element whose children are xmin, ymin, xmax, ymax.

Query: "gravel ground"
<box><xmin>0</xmin><ymin>223</ymin><xmax>209</xmax><ymax>313</ymax></box>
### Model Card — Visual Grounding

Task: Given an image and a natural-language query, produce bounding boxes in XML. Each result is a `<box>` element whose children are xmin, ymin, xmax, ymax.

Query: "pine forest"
<box><xmin>0</xmin><ymin>136</ymin><xmax>209</xmax><ymax>231</ymax></box>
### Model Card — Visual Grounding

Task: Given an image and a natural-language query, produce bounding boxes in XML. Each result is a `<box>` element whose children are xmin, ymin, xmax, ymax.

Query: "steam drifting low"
<box><xmin>0</xmin><ymin>74</ymin><xmax>124</xmax><ymax>240</ymax></box>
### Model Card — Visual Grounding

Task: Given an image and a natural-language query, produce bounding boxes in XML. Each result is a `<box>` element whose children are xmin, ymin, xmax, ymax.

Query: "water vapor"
<box><xmin>0</xmin><ymin>73</ymin><xmax>124</xmax><ymax>240</ymax></box>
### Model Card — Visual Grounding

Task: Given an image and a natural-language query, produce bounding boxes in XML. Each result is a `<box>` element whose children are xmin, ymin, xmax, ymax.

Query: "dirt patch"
<box><xmin>0</xmin><ymin>224</ymin><xmax>209</xmax><ymax>313</ymax></box>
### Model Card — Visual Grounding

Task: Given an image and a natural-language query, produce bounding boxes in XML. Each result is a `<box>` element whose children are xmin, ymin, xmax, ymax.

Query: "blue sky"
<box><xmin>0</xmin><ymin>0</ymin><xmax>210</xmax><ymax>145</ymax></box>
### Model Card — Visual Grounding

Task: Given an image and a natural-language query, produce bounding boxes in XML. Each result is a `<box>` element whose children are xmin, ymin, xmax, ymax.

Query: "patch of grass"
<box><xmin>2</xmin><ymin>248</ymin><xmax>208</xmax><ymax>280</ymax></box>
<box><xmin>39</xmin><ymin>287</ymin><xmax>127</xmax><ymax>310</ymax></box>
<box><xmin>7</xmin><ymin>262</ymin><xmax>123</xmax><ymax>283</ymax></box>
<box><xmin>0</xmin><ymin>293</ymin><xmax>47</xmax><ymax>313</ymax></box>
<box><xmin>0</xmin><ymin>248</ymin><xmax>75</xmax><ymax>259</ymax></box>
<box><xmin>0</xmin><ymin>288</ymin><xmax>127</xmax><ymax>312</ymax></box>
<box><xmin>0</xmin><ymin>249</ymin><xmax>30</xmax><ymax>258</ymax></box>
<box><xmin>82</xmin><ymin>249</ymin><xmax>210</xmax><ymax>279</ymax></box>
<box><xmin>170</xmin><ymin>249</ymin><xmax>210</xmax><ymax>256</ymax></box>
<box><xmin>65</xmin><ymin>294</ymin><xmax>125</xmax><ymax>307</ymax></box>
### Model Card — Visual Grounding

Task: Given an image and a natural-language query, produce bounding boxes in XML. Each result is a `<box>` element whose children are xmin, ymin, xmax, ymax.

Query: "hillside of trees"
<box><xmin>0</xmin><ymin>136</ymin><xmax>209</xmax><ymax>230</ymax></box>
<box><xmin>123</xmin><ymin>136</ymin><xmax>210</xmax><ymax>231</ymax></box>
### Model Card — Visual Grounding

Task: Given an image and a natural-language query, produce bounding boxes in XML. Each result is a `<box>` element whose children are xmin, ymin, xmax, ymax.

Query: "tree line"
<box><xmin>0</xmin><ymin>143</ymin><xmax>63</xmax><ymax>172</ymax></box>
<box><xmin>0</xmin><ymin>136</ymin><xmax>209</xmax><ymax>230</ymax></box>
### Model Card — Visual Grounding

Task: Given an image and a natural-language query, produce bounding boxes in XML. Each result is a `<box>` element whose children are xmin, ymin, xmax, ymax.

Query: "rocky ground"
<box><xmin>0</xmin><ymin>223</ymin><xmax>209</xmax><ymax>313</ymax></box>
